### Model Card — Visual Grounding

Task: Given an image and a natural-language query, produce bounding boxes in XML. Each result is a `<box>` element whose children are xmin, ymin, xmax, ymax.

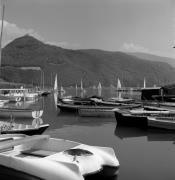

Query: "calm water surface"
<box><xmin>11</xmin><ymin>88</ymin><xmax>175</xmax><ymax>180</ymax></box>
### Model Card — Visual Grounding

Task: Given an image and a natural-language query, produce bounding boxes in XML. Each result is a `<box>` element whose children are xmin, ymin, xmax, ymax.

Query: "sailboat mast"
<box><xmin>42</xmin><ymin>70</ymin><xmax>44</xmax><ymax>90</ymax></box>
<box><xmin>0</xmin><ymin>0</ymin><xmax>5</xmax><ymax>68</ymax></box>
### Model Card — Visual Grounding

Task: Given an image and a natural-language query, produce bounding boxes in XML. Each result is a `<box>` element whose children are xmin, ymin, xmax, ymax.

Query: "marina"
<box><xmin>0</xmin><ymin>0</ymin><xmax>174</xmax><ymax>179</ymax></box>
<box><xmin>25</xmin><ymin>89</ymin><xmax>175</xmax><ymax>179</ymax></box>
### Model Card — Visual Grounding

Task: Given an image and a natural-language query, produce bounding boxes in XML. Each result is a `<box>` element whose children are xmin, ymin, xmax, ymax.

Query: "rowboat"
<box><xmin>148</xmin><ymin>116</ymin><xmax>175</xmax><ymax>130</ymax></box>
<box><xmin>0</xmin><ymin>134</ymin><xmax>120</xmax><ymax>180</ymax></box>
<box><xmin>114</xmin><ymin>106</ymin><xmax>175</xmax><ymax>127</ymax></box>
<box><xmin>0</xmin><ymin>121</ymin><xmax>49</xmax><ymax>135</ymax></box>
<box><xmin>58</xmin><ymin>100</ymin><xmax>141</xmax><ymax>113</ymax></box>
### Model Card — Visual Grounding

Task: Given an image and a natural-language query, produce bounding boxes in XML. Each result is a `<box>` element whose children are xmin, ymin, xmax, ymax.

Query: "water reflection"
<box><xmin>85</xmin><ymin>175</ymin><xmax>118</xmax><ymax>180</ymax></box>
<box><xmin>115</xmin><ymin>125</ymin><xmax>175</xmax><ymax>142</ymax></box>
<box><xmin>32</xmin><ymin>118</ymin><xmax>43</xmax><ymax>126</ymax></box>
<box><xmin>58</xmin><ymin>110</ymin><xmax>115</xmax><ymax>127</ymax></box>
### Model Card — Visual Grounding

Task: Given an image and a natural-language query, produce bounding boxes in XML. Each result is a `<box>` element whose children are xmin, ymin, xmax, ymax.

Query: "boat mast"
<box><xmin>0</xmin><ymin>0</ymin><xmax>5</xmax><ymax>68</ymax></box>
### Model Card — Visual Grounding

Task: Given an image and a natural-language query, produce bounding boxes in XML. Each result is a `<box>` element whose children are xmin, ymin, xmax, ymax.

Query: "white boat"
<box><xmin>143</xmin><ymin>77</ymin><xmax>146</xmax><ymax>88</ymax></box>
<box><xmin>0</xmin><ymin>88</ymin><xmax>39</xmax><ymax>102</ymax></box>
<box><xmin>117</xmin><ymin>78</ymin><xmax>122</xmax><ymax>90</ymax></box>
<box><xmin>97</xmin><ymin>82</ymin><xmax>102</xmax><ymax>97</ymax></box>
<box><xmin>0</xmin><ymin>134</ymin><xmax>120</xmax><ymax>180</ymax></box>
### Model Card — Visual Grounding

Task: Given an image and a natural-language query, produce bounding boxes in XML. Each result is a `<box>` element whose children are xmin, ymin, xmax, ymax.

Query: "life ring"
<box><xmin>16</xmin><ymin>97</ymin><xmax>21</xmax><ymax>102</ymax></box>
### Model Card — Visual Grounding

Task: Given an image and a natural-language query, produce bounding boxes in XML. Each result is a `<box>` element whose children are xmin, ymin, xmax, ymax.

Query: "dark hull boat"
<box><xmin>115</xmin><ymin>109</ymin><xmax>148</xmax><ymax>127</ymax></box>
<box><xmin>114</xmin><ymin>106</ymin><xmax>175</xmax><ymax>129</ymax></box>
<box><xmin>57</xmin><ymin>102</ymin><xmax>80</xmax><ymax>112</ymax></box>
<box><xmin>58</xmin><ymin>96</ymin><xmax>99</xmax><ymax>106</ymax></box>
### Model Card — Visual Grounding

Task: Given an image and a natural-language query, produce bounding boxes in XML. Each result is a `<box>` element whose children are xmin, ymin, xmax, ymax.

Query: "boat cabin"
<box><xmin>141</xmin><ymin>84</ymin><xmax>175</xmax><ymax>102</ymax></box>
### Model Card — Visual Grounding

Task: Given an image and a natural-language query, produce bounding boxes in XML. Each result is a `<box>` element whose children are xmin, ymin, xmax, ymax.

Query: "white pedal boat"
<box><xmin>0</xmin><ymin>134</ymin><xmax>119</xmax><ymax>180</ymax></box>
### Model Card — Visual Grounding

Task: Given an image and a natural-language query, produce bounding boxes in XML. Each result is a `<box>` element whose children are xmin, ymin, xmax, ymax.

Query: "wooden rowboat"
<box><xmin>148</xmin><ymin>116</ymin><xmax>175</xmax><ymax>130</ymax></box>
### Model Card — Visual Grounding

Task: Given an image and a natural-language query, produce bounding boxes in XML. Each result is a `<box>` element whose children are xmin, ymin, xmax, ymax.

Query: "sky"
<box><xmin>1</xmin><ymin>0</ymin><xmax>175</xmax><ymax>58</ymax></box>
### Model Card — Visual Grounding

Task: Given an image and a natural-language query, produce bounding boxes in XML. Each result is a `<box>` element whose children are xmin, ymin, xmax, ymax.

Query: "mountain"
<box><xmin>1</xmin><ymin>35</ymin><xmax>175</xmax><ymax>87</ymax></box>
<box><xmin>129</xmin><ymin>52</ymin><xmax>175</xmax><ymax>68</ymax></box>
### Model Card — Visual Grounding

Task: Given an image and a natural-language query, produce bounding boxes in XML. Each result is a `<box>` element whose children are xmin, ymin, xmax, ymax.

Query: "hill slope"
<box><xmin>1</xmin><ymin>35</ymin><xmax>175</xmax><ymax>87</ymax></box>
<box><xmin>129</xmin><ymin>52</ymin><xmax>175</xmax><ymax>68</ymax></box>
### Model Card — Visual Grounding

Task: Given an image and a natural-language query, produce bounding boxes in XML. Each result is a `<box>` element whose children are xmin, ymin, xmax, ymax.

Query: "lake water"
<box><xmin>8</xmin><ymin>88</ymin><xmax>175</xmax><ymax>180</ymax></box>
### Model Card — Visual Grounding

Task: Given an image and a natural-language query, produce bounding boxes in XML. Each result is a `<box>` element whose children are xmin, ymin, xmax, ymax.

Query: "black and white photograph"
<box><xmin>0</xmin><ymin>0</ymin><xmax>174</xmax><ymax>179</ymax></box>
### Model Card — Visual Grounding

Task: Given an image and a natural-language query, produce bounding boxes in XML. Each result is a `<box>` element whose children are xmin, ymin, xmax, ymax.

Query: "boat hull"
<box><xmin>0</xmin><ymin>135</ymin><xmax>119</xmax><ymax>180</ymax></box>
<box><xmin>57</xmin><ymin>103</ymin><xmax>79</xmax><ymax>112</ymax></box>
<box><xmin>0</xmin><ymin>165</ymin><xmax>41</xmax><ymax>180</ymax></box>
<box><xmin>1</xmin><ymin>124</ymin><xmax>49</xmax><ymax>136</ymax></box>
<box><xmin>148</xmin><ymin>118</ymin><xmax>175</xmax><ymax>130</ymax></box>
<box><xmin>85</xmin><ymin>165</ymin><xmax>119</xmax><ymax>180</ymax></box>
<box><xmin>115</xmin><ymin>110</ymin><xmax>148</xmax><ymax>127</ymax></box>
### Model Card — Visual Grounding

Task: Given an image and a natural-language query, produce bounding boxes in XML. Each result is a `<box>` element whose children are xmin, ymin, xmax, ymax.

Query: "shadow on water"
<box><xmin>57</xmin><ymin>109</ymin><xmax>116</xmax><ymax>127</ymax></box>
<box><xmin>85</xmin><ymin>175</ymin><xmax>118</xmax><ymax>180</ymax></box>
<box><xmin>115</xmin><ymin>124</ymin><xmax>175</xmax><ymax>142</ymax></box>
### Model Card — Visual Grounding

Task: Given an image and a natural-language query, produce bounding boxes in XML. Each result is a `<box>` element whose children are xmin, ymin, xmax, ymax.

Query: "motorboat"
<box><xmin>0</xmin><ymin>134</ymin><xmax>120</xmax><ymax>180</ymax></box>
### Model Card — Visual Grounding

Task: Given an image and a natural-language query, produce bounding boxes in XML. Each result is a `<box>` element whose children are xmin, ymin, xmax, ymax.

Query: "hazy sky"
<box><xmin>1</xmin><ymin>0</ymin><xmax>175</xmax><ymax>58</ymax></box>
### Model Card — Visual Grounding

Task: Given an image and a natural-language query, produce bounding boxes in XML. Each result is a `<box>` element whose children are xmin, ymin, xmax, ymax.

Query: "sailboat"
<box><xmin>54</xmin><ymin>74</ymin><xmax>58</xmax><ymax>93</ymax></box>
<box><xmin>75</xmin><ymin>84</ymin><xmax>78</xmax><ymax>96</ymax></box>
<box><xmin>53</xmin><ymin>74</ymin><xmax>58</xmax><ymax>109</ymax></box>
<box><xmin>80</xmin><ymin>79</ymin><xmax>83</xmax><ymax>91</ymax></box>
<box><xmin>80</xmin><ymin>79</ymin><xmax>86</xmax><ymax>97</ymax></box>
<box><xmin>0</xmin><ymin>0</ymin><xmax>5</xmax><ymax>67</ymax></box>
<box><xmin>60</xmin><ymin>85</ymin><xmax>66</xmax><ymax>97</ymax></box>
<box><xmin>117</xmin><ymin>78</ymin><xmax>122</xmax><ymax>90</ymax></box>
<box><xmin>97</xmin><ymin>82</ymin><xmax>102</xmax><ymax>97</ymax></box>
<box><xmin>143</xmin><ymin>78</ymin><xmax>146</xmax><ymax>88</ymax></box>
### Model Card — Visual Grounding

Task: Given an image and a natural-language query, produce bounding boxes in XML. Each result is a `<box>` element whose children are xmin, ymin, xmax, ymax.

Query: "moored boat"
<box><xmin>0</xmin><ymin>122</ymin><xmax>49</xmax><ymax>135</ymax></box>
<box><xmin>114</xmin><ymin>109</ymin><xmax>148</xmax><ymax>127</ymax></box>
<box><xmin>148</xmin><ymin>116</ymin><xmax>175</xmax><ymax>130</ymax></box>
<box><xmin>114</xmin><ymin>106</ymin><xmax>175</xmax><ymax>128</ymax></box>
<box><xmin>0</xmin><ymin>134</ymin><xmax>120</xmax><ymax>180</ymax></box>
